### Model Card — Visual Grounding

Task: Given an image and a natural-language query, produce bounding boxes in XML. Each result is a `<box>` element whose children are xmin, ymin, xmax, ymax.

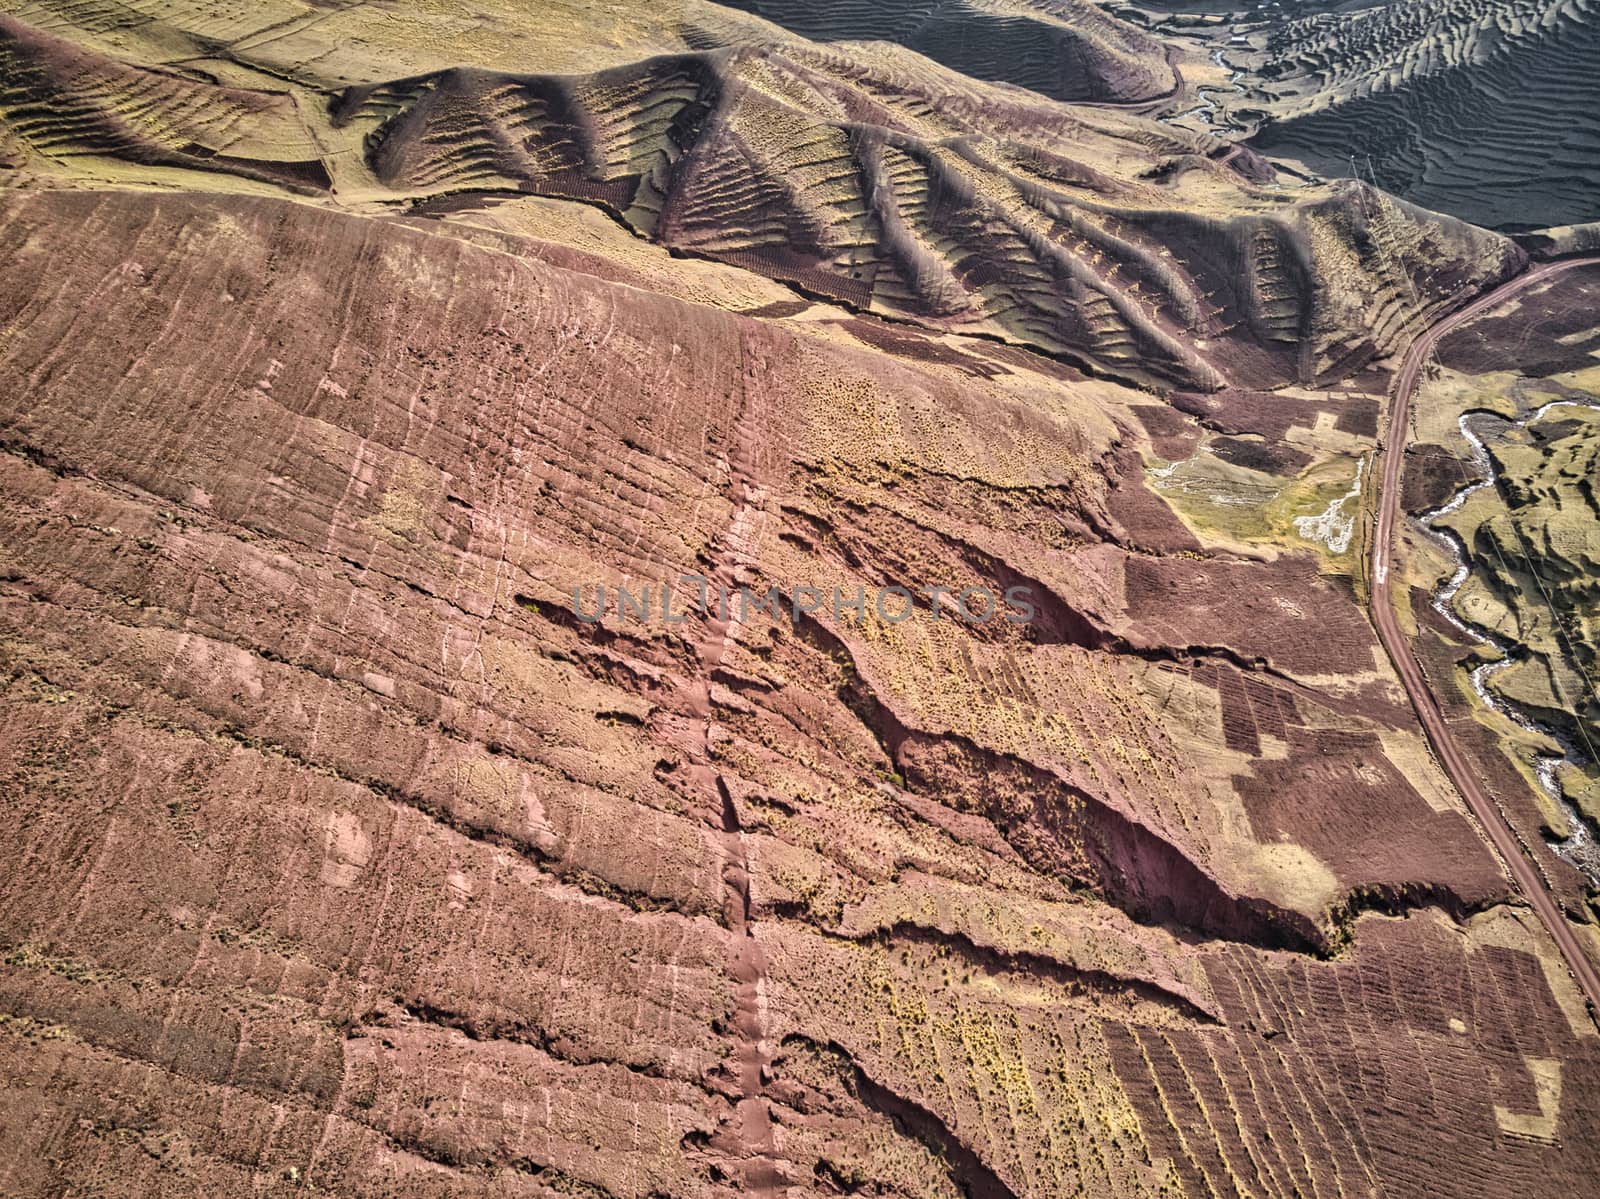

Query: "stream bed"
<box><xmin>1421</xmin><ymin>402</ymin><xmax>1600</xmax><ymax>881</ymax></box>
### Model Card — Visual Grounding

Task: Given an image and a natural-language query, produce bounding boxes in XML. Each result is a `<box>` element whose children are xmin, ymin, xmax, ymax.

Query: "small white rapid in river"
<box><xmin>1420</xmin><ymin>402</ymin><xmax>1600</xmax><ymax>880</ymax></box>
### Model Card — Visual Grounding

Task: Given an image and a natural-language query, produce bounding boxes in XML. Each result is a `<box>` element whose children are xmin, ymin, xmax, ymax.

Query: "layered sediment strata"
<box><xmin>1</xmin><ymin>2</ymin><xmax>1598</xmax><ymax>1196</ymax></box>
<box><xmin>2</xmin><ymin>183</ymin><xmax>1597</xmax><ymax>1198</ymax></box>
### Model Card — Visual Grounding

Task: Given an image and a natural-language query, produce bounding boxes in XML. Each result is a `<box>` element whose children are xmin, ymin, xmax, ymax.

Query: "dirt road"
<box><xmin>1370</xmin><ymin>255</ymin><xmax>1600</xmax><ymax>1024</ymax></box>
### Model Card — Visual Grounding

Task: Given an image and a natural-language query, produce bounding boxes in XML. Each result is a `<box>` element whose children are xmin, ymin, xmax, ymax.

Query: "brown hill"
<box><xmin>0</xmin><ymin>12</ymin><xmax>1523</xmax><ymax>390</ymax></box>
<box><xmin>4</xmin><ymin>180</ymin><xmax>1598</xmax><ymax>1199</ymax></box>
<box><xmin>1</xmin><ymin>3</ymin><xmax>1598</xmax><ymax>1197</ymax></box>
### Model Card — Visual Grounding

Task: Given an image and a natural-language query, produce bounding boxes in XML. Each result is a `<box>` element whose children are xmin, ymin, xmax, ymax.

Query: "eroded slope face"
<box><xmin>1</xmin><ymin>182</ymin><xmax>1598</xmax><ymax>1199</ymax></box>
<box><xmin>0</xmin><ymin>8</ymin><xmax>1523</xmax><ymax>391</ymax></box>
<box><xmin>1237</xmin><ymin>0</ymin><xmax>1600</xmax><ymax>229</ymax></box>
<box><xmin>330</xmin><ymin>41</ymin><xmax>1524</xmax><ymax>391</ymax></box>
<box><xmin>1</xmin><ymin>3</ymin><xmax>1599</xmax><ymax>1198</ymax></box>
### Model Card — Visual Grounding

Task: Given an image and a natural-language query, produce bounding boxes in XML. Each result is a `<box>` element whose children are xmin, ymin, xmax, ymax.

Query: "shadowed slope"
<box><xmin>1242</xmin><ymin>0</ymin><xmax>1600</xmax><ymax>229</ymax></box>
<box><xmin>0</xmin><ymin>15</ymin><xmax>328</xmax><ymax>190</ymax></box>
<box><xmin>330</xmin><ymin>43</ymin><xmax>1520</xmax><ymax>391</ymax></box>
<box><xmin>702</xmin><ymin>0</ymin><xmax>1176</xmax><ymax>103</ymax></box>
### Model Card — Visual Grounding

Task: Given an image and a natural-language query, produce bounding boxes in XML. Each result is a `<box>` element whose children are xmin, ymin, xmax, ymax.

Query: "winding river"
<box><xmin>1421</xmin><ymin>401</ymin><xmax>1600</xmax><ymax>880</ymax></box>
<box><xmin>1198</xmin><ymin>49</ymin><xmax>1248</xmax><ymax>129</ymax></box>
<box><xmin>1165</xmin><ymin>49</ymin><xmax>1250</xmax><ymax>132</ymax></box>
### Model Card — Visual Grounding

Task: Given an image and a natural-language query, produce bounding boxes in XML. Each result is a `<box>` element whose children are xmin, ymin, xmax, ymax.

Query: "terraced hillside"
<box><xmin>6</xmin><ymin>173</ymin><xmax>1600</xmax><ymax>1199</ymax></box>
<box><xmin>698</xmin><ymin>0</ymin><xmax>1177</xmax><ymax>102</ymax></box>
<box><xmin>0</xmin><ymin>10</ymin><xmax>1522</xmax><ymax>390</ymax></box>
<box><xmin>1238</xmin><ymin>0</ymin><xmax>1600</xmax><ymax>229</ymax></box>
<box><xmin>2</xmin><ymin>3</ymin><xmax>1600</xmax><ymax>1198</ymax></box>
<box><xmin>337</xmin><ymin>42</ymin><xmax>1525</xmax><ymax>390</ymax></box>
<box><xmin>0</xmin><ymin>15</ymin><xmax>327</xmax><ymax>188</ymax></box>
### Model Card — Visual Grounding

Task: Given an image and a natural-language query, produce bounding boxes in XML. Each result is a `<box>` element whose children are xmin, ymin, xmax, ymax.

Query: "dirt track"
<box><xmin>1370</xmin><ymin>254</ymin><xmax>1600</xmax><ymax>1025</ymax></box>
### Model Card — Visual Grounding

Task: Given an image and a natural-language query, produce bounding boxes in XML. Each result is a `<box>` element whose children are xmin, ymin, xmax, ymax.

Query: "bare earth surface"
<box><xmin>1</xmin><ymin>2</ymin><xmax>1599</xmax><ymax>1197</ymax></box>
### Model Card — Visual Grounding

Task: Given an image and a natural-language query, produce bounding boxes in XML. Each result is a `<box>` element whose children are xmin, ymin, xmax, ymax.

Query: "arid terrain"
<box><xmin>1138</xmin><ymin>0</ymin><xmax>1600</xmax><ymax>229</ymax></box>
<box><xmin>1</xmin><ymin>2</ymin><xmax>1599</xmax><ymax>1197</ymax></box>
